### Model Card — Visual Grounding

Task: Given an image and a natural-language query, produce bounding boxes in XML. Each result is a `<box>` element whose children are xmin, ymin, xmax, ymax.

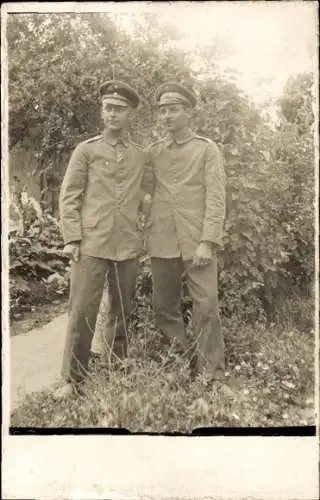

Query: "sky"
<box><xmin>106</xmin><ymin>1</ymin><xmax>318</xmax><ymax>106</ymax></box>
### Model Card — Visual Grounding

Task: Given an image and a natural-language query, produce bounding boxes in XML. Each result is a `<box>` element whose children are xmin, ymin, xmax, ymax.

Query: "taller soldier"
<box><xmin>56</xmin><ymin>81</ymin><xmax>148</xmax><ymax>398</ymax></box>
<box><xmin>147</xmin><ymin>82</ymin><xmax>226</xmax><ymax>382</ymax></box>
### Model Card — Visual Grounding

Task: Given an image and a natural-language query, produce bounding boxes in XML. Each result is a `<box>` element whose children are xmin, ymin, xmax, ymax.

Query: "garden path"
<box><xmin>10</xmin><ymin>313</ymin><xmax>67</xmax><ymax>410</ymax></box>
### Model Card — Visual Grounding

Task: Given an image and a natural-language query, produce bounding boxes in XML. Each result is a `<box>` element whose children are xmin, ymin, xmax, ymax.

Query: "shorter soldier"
<box><xmin>55</xmin><ymin>81</ymin><xmax>147</xmax><ymax>398</ymax></box>
<box><xmin>147</xmin><ymin>82</ymin><xmax>226</xmax><ymax>382</ymax></box>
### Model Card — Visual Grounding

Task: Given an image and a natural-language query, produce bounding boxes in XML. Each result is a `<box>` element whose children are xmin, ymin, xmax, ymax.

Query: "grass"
<box><xmin>10</xmin><ymin>295</ymin><xmax>315</xmax><ymax>431</ymax></box>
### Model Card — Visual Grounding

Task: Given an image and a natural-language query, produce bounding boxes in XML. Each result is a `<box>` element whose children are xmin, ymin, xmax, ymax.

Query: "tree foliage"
<box><xmin>7</xmin><ymin>13</ymin><xmax>315</xmax><ymax>321</ymax></box>
<box><xmin>278</xmin><ymin>72</ymin><xmax>314</xmax><ymax>134</ymax></box>
<box><xmin>275</xmin><ymin>72</ymin><xmax>315</xmax><ymax>294</ymax></box>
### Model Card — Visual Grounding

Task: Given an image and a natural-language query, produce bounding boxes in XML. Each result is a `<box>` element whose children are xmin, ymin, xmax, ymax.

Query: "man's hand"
<box><xmin>63</xmin><ymin>242</ymin><xmax>80</xmax><ymax>262</ymax></box>
<box><xmin>137</xmin><ymin>193</ymin><xmax>153</xmax><ymax>232</ymax></box>
<box><xmin>193</xmin><ymin>241</ymin><xmax>214</xmax><ymax>267</ymax></box>
<box><xmin>137</xmin><ymin>214</ymin><xmax>149</xmax><ymax>232</ymax></box>
<box><xmin>140</xmin><ymin>193</ymin><xmax>152</xmax><ymax>217</ymax></box>
<box><xmin>137</xmin><ymin>215</ymin><xmax>152</xmax><ymax>232</ymax></box>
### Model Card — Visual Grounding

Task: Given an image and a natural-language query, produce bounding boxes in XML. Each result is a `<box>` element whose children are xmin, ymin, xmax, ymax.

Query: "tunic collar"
<box><xmin>103</xmin><ymin>129</ymin><xmax>130</xmax><ymax>147</ymax></box>
<box><xmin>167</xmin><ymin>128</ymin><xmax>195</xmax><ymax>145</ymax></box>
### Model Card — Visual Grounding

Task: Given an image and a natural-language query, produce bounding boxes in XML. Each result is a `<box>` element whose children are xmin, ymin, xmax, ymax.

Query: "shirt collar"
<box><xmin>167</xmin><ymin>128</ymin><xmax>195</xmax><ymax>145</ymax></box>
<box><xmin>103</xmin><ymin>129</ymin><xmax>130</xmax><ymax>147</ymax></box>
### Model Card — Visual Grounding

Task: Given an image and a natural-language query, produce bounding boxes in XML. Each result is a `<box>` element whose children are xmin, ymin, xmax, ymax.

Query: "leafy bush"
<box><xmin>9</xmin><ymin>193</ymin><xmax>70</xmax><ymax>318</ymax></box>
<box><xmin>275</xmin><ymin>73</ymin><xmax>315</xmax><ymax>294</ymax></box>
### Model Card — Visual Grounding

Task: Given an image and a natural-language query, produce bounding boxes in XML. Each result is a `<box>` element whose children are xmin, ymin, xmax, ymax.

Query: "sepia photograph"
<box><xmin>3</xmin><ymin>1</ymin><xmax>318</xmax><ymax>436</ymax></box>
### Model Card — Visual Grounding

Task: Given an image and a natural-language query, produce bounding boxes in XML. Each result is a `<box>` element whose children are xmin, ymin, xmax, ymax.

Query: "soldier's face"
<box><xmin>101</xmin><ymin>103</ymin><xmax>131</xmax><ymax>131</ymax></box>
<box><xmin>159</xmin><ymin>104</ymin><xmax>189</xmax><ymax>133</ymax></box>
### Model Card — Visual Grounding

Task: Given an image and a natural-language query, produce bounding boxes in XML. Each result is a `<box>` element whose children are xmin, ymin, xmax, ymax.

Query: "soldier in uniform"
<box><xmin>146</xmin><ymin>82</ymin><xmax>226</xmax><ymax>382</ymax></box>
<box><xmin>55</xmin><ymin>80</ymin><xmax>148</xmax><ymax>398</ymax></box>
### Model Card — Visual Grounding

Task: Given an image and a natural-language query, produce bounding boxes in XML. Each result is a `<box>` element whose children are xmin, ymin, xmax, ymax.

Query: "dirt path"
<box><xmin>10</xmin><ymin>313</ymin><xmax>67</xmax><ymax>411</ymax></box>
<box><xmin>9</xmin><ymin>296</ymin><xmax>107</xmax><ymax>412</ymax></box>
<box><xmin>10</xmin><ymin>299</ymin><xmax>68</xmax><ymax>337</ymax></box>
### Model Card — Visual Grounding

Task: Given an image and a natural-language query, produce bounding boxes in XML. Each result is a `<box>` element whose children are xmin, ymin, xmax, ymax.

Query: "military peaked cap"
<box><xmin>155</xmin><ymin>82</ymin><xmax>197</xmax><ymax>108</ymax></box>
<box><xmin>99</xmin><ymin>80</ymin><xmax>140</xmax><ymax>108</ymax></box>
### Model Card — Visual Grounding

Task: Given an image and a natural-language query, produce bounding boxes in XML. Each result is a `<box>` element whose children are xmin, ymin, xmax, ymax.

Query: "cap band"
<box><xmin>102</xmin><ymin>93</ymin><xmax>131</xmax><ymax>107</ymax></box>
<box><xmin>158</xmin><ymin>92</ymin><xmax>190</xmax><ymax>106</ymax></box>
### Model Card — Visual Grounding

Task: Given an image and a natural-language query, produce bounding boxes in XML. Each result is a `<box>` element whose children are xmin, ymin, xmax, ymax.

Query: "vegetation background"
<box><xmin>7</xmin><ymin>10</ymin><xmax>316</xmax><ymax>430</ymax></box>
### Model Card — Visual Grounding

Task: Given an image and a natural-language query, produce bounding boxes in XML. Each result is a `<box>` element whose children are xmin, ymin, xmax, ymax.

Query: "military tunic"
<box><xmin>60</xmin><ymin>131</ymin><xmax>147</xmax><ymax>261</ymax></box>
<box><xmin>146</xmin><ymin>129</ymin><xmax>225</xmax><ymax>260</ymax></box>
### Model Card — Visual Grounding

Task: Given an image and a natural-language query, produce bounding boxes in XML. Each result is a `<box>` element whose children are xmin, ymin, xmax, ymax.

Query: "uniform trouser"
<box><xmin>151</xmin><ymin>255</ymin><xmax>225</xmax><ymax>378</ymax></box>
<box><xmin>61</xmin><ymin>255</ymin><xmax>138</xmax><ymax>384</ymax></box>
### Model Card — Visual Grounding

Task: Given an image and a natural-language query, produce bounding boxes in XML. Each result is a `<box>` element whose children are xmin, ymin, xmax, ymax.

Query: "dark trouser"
<box><xmin>151</xmin><ymin>255</ymin><xmax>225</xmax><ymax>378</ymax></box>
<box><xmin>61</xmin><ymin>255</ymin><xmax>138</xmax><ymax>384</ymax></box>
